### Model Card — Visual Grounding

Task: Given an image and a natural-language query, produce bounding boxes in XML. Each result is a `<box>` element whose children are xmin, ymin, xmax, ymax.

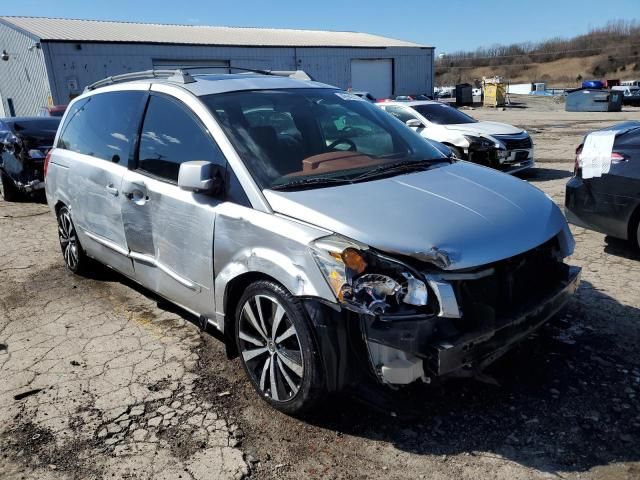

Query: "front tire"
<box><xmin>56</xmin><ymin>206</ymin><xmax>89</xmax><ymax>274</ymax></box>
<box><xmin>450</xmin><ymin>146</ymin><xmax>464</xmax><ymax>159</ymax></box>
<box><xmin>0</xmin><ymin>171</ymin><xmax>21</xmax><ymax>202</ymax></box>
<box><xmin>235</xmin><ymin>280</ymin><xmax>325</xmax><ymax>415</ymax></box>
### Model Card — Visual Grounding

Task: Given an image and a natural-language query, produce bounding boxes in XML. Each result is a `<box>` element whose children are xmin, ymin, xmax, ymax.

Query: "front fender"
<box><xmin>421</xmin><ymin>128</ymin><xmax>470</xmax><ymax>149</ymax></box>
<box><xmin>213</xmin><ymin>203</ymin><xmax>337</xmax><ymax>325</ymax></box>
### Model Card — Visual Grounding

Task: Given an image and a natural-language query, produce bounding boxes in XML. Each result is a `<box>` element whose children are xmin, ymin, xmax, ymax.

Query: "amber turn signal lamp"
<box><xmin>342</xmin><ymin>248</ymin><xmax>367</xmax><ymax>274</ymax></box>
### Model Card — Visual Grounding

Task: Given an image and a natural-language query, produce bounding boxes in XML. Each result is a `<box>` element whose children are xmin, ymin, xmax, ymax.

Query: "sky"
<box><xmin>2</xmin><ymin>0</ymin><xmax>638</xmax><ymax>53</ymax></box>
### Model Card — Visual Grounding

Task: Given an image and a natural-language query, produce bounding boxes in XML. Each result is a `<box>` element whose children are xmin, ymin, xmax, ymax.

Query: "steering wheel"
<box><xmin>327</xmin><ymin>138</ymin><xmax>357</xmax><ymax>152</ymax></box>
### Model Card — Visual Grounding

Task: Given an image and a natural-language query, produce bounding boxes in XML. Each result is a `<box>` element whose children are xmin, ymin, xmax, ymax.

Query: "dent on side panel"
<box><xmin>213</xmin><ymin>203</ymin><xmax>335</xmax><ymax>325</ymax></box>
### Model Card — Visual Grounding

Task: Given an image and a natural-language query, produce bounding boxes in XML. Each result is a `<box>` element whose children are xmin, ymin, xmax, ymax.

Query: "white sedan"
<box><xmin>378</xmin><ymin>100</ymin><xmax>534</xmax><ymax>174</ymax></box>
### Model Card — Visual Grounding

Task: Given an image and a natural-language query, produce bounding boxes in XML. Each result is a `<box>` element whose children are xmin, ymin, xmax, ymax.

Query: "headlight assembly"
<box><xmin>464</xmin><ymin>134</ymin><xmax>499</xmax><ymax>149</ymax></box>
<box><xmin>310</xmin><ymin>235</ymin><xmax>429</xmax><ymax>315</ymax></box>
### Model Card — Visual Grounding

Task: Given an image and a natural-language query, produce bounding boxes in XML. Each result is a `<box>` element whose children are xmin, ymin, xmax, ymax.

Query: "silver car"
<box><xmin>45</xmin><ymin>71</ymin><xmax>581</xmax><ymax>414</ymax></box>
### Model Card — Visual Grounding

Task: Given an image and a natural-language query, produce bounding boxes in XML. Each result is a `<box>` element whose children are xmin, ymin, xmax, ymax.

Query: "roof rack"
<box><xmin>85</xmin><ymin>69</ymin><xmax>196</xmax><ymax>91</ymax></box>
<box><xmin>227</xmin><ymin>67</ymin><xmax>314</xmax><ymax>81</ymax></box>
<box><xmin>84</xmin><ymin>66</ymin><xmax>314</xmax><ymax>92</ymax></box>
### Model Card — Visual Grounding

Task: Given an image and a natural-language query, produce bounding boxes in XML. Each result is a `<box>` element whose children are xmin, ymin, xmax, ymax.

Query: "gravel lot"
<box><xmin>1</xmin><ymin>96</ymin><xmax>640</xmax><ymax>479</ymax></box>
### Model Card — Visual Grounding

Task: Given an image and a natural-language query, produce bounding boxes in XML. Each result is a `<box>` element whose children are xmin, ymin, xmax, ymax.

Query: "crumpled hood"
<box><xmin>444</xmin><ymin>121</ymin><xmax>523</xmax><ymax>136</ymax></box>
<box><xmin>264</xmin><ymin>161</ymin><xmax>572</xmax><ymax>270</ymax></box>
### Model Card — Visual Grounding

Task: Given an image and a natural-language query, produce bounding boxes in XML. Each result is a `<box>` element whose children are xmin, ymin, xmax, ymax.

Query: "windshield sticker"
<box><xmin>335</xmin><ymin>92</ymin><xmax>365</xmax><ymax>101</ymax></box>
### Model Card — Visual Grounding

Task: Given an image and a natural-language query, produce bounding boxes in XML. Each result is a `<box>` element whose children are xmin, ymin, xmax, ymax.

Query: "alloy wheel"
<box><xmin>238</xmin><ymin>294</ymin><xmax>304</xmax><ymax>401</ymax></box>
<box><xmin>58</xmin><ymin>209</ymin><xmax>79</xmax><ymax>270</ymax></box>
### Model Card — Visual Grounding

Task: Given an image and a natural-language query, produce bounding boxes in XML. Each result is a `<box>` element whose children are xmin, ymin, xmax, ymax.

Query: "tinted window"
<box><xmin>412</xmin><ymin>103</ymin><xmax>477</xmax><ymax>125</ymax></box>
<box><xmin>383</xmin><ymin>105</ymin><xmax>417</xmax><ymax>123</ymax></box>
<box><xmin>137</xmin><ymin>95</ymin><xmax>224</xmax><ymax>182</ymax></box>
<box><xmin>58</xmin><ymin>91</ymin><xmax>145</xmax><ymax>164</ymax></box>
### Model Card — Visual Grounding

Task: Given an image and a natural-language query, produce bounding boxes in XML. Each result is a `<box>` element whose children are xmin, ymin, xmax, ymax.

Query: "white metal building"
<box><xmin>0</xmin><ymin>16</ymin><xmax>434</xmax><ymax>116</ymax></box>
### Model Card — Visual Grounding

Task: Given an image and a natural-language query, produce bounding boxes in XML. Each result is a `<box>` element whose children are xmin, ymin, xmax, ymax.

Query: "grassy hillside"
<box><xmin>436</xmin><ymin>20</ymin><xmax>640</xmax><ymax>87</ymax></box>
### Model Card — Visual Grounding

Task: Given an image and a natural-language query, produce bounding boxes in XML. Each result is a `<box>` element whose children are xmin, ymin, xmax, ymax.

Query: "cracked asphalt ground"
<box><xmin>1</xmin><ymin>96</ymin><xmax>640</xmax><ymax>479</ymax></box>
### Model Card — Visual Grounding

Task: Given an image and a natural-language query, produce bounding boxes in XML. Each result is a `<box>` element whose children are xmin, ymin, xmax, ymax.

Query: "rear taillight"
<box><xmin>611</xmin><ymin>152</ymin><xmax>627</xmax><ymax>164</ymax></box>
<box><xmin>574</xmin><ymin>144</ymin><xmax>583</xmax><ymax>175</ymax></box>
<box><xmin>44</xmin><ymin>149</ymin><xmax>52</xmax><ymax>178</ymax></box>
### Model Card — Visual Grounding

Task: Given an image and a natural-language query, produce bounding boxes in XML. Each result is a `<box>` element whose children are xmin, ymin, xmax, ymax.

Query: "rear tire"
<box><xmin>56</xmin><ymin>206</ymin><xmax>90</xmax><ymax>274</ymax></box>
<box><xmin>0</xmin><ymin>171</ymin><xmax>21</xmax><ymax>202</ymax></box>
<box><xmin>235</xmin><ymin>280</ymin><xmax>325</xmax><ymax>415</ymax></box>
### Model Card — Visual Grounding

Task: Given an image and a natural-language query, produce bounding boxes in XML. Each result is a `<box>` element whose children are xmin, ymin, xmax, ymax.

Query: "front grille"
<box><xmin>454</xmin><ymin>238</ymin><xmax>568</xmax><ymax>327</ymax></box>
<box><xmin>494</xmin><ymin>133</ymin><xmax>532</xmax><ymax>150</ymax></box>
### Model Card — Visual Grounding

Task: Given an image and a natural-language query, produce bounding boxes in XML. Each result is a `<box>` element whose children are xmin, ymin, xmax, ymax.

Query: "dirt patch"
<box><xmin>1</xmin><ymin>419</ymin><xmax>102</xmax><ymax>478</ymax></box>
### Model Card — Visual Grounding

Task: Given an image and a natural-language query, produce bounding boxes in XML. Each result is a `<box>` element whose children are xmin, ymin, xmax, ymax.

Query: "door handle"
<box><xmin>106</xmin><ymin>184</ymin><xmax>119</xmax><ymax>196</ymax></box>
<box><xmin>123</xmin><ymin>183</ymin><xmax>149</xmax><ymax>204</ymax></box>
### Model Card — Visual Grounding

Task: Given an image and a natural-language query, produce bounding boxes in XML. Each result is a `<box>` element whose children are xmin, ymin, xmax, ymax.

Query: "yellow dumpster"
<box><xmin>483</xmin><ymin>82</ymin><xmax>507</xmax><ymax>107</ymax></box>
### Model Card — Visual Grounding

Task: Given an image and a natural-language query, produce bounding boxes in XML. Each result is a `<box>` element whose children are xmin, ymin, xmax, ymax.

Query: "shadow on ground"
<box><xmin>517</xmin><ymin>167</ymin><xmax>573</xmax><ymax>182</ymax></box>
<box><xmin>604</xmin><ymin>236</ymin><xmax>640</xmax><ymax>261</ymax></box>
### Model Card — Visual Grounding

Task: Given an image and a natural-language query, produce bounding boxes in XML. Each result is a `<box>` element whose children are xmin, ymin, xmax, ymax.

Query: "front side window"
<box><xmin>383</xmin><ymin>105</ymin><xmax>417</xmax><ymax>124</ymax></box>
<box><xmin>202</xmin><ymin>89</ymin><xmax>443</xmax><ymax>190</ymax></box>
<box><xmin>137</xmin><ymin>95</ymin><xmax>225</xmax><ymax>182</ymax></box>
<box><xmin>411</xmin><ymin>103</ymin><xmax>477</xmax><ymax>125</ymax></box>
<box><xmin>57</xmin><ymin>91</ymin><xmax>145</xmax><ymax>165</ymax></box>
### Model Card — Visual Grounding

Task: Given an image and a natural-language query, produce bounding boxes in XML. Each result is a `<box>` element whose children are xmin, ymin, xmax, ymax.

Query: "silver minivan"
<box><xmin>45</xmin><ymin>71</ymin><xmax>581</xmax><ymax>414</ymax></box>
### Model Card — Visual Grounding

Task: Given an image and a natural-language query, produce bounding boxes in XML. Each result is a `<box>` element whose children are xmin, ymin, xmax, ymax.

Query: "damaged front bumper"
<box><xmin>361</xmin><ymin>265</ymin><xmax>581</xmax><ymax>385</ymax></box>
<box><xmin>466</xmin><ymin>144</ymin><xmax>534</xmax><ymax>174</ymax></box>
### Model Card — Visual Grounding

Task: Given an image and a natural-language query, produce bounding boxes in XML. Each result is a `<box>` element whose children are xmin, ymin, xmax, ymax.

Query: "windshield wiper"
<box><xmin>269</xmin><ymin>176</ymin><xmax>352</xmax><ymax>191</ymax></box>
<box><xmin>352</xmin><ymin>158</ymin><xmax>450</xmax><ymax>182</ymax></box>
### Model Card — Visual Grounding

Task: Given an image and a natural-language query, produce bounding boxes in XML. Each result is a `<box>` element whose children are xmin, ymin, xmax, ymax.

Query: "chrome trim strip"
<box><xmin>427</xmin><ymin>268</ymin><xmax>494</xmax><ymax>281</ymax></box>
<box><xmin>84</xmin><ymin>231</ymin><xmax>201</xmax><ymax>292</ymax></box>
<box><xmin>129</xmin><ymin>251</ymin><xmax>201</xmax><ymax>292</ymax></box>
<box><xmin>84</xmin><ymin>231</ymin><xmax>130</xmax><ymax>257</ymax></box>
<box><xmin>425</xmin><ymin>276</ymin><xmax>461</xmax><ymax>318</ymax></box>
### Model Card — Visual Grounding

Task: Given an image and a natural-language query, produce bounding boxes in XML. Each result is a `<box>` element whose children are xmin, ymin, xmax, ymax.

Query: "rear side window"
<box><xmin>57</xmin><ymin>91</ymin><xmax>146</xmax><ymax>165</ymax></box>
<box><xmin>137</xmin><ymin>95</ymin><xmax>225</xmax><ymax>182</ymax></box>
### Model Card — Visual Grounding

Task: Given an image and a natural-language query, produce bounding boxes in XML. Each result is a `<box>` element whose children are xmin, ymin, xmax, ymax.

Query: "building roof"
<box><xmin>0</xmin><ymin>16</ymin><xmax>428</xmax><ymax>48</ymax></box>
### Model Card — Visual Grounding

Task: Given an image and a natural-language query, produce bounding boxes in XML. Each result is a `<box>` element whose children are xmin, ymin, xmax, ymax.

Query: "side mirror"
<box><xmin>178</xmin><ymin>160</ymin><xmax>225</xmax><ymax>195</ymax></box>
<box><xmin>406</xmin><ymin>118</ymin><xmax>424</xmax><ymax>129</ymax></box>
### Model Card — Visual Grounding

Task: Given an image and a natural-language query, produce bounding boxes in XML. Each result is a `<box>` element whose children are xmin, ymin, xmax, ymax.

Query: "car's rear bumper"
<box><xmin>362</xmin><ymin>265</ymin><xmax>581</xmax><ymax>379</ymax></box>
<box><xmin>565</xmin><ymin>176</ymin><xmax>636</xmax><ymax>240</ymax></box>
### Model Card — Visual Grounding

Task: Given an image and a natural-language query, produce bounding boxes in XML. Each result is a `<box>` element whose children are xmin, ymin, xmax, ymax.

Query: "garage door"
<box><xmin>350</xmin><ymin>59</ymin><xmax>393</xmax><ymax>99</ymax></box>
<box><xmin>152</xmin><ymin>59</ymin><xmax>229</xmax><ymax>74</ymax></box>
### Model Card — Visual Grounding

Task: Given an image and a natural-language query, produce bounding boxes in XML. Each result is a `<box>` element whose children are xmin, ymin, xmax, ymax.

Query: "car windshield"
<box><xmin>412</xmin><ymin>103</ymin><xmax>478</xmax><ymax>125</ymax></box>
<box><xmin>202</xmin><ymin>88</ymin><xmax>444</xmax><ymax>190</ymax></box>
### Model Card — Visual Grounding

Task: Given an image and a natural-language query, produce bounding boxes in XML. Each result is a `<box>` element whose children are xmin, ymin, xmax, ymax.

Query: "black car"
<box><xmin>565</xmin><ymin>121</ymin><xmax>640</xmax><ymax>249</ymax></box>
<box><xmin>0</xmin><ymin>117</ymin><xmax>60</xmax><ymax>201</ymax></box>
